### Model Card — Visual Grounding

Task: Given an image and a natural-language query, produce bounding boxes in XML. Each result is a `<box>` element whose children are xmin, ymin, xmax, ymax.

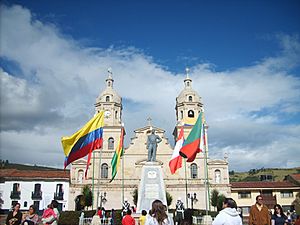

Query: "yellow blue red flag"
<box><xmin>62</xmin><ymin>111</ymin><xmax>104</xmax><ymax>176</ymax></box>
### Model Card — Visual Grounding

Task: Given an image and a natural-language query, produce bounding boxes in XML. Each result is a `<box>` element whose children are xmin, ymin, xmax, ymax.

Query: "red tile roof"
<box><xmin>290</xmin><ymin>174</ymin><xmax>300</xmax><ymax>182</ymax></box>
<box><xmin>231</xmin><ymin>181</ymin><xmax>299</xmax><ymax>189</ymax></box>
<box><xmin>0</xmin><ymin>169</ymin><xmax>70</xmax><ymax>181</ymax></box>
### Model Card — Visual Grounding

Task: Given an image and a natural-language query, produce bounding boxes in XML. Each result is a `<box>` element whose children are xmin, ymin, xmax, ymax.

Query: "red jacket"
<box><xmin>122</xmin><ymin>215</ymin><xmax>135</xmax><ymax>225</ymax></box>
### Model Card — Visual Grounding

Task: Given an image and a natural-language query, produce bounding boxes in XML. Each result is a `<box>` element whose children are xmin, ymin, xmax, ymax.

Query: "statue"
<box><xmin>146</xmin><ymin>129</ymin><xmax>162</xmax><ymax>162</ymax></box>
<box><xmin>175</xmin><ymin>197</ymin><xmax>185</xmax><ymax>225</ymax></box>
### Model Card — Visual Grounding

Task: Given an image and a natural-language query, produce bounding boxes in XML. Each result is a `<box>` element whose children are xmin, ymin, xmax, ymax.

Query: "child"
<box><xmin>138</xmin><ymin>210</ymin><xmax>147</xmax><ymax>225</ymax></box>
<box><xmin>41</xmin><ymin>204</ymin><xmax>57</xmax><ymax>225</ymax></box>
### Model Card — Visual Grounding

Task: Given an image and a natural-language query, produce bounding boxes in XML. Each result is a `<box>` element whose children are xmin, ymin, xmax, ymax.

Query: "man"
<box><xmin>146</xmin><ymin>129</ymin><xmax>162</xmax><ymax>162</ymax></box>
<box><xmin>122</xmin><ymin>209</ymin><xmax>135</xmax><ymax>225</ymax></box>
<box><xmin>249</xmin><ymin>195</ymin><xmax>270</xmax><ymax>225</ymax></box>
<box><xmin>122</xmin><ymin>198</ymin><xmax>131</xmax><ymax>217</ymax></box>
<box><xmin>175</xmin><ymin>198</ymin><xmax>184</xmax><ymax>225</ymax></box>
<box><xmin>212</xmin><ymin>198</ymin><xmax>243</xmax><ymax>225</ymax></box>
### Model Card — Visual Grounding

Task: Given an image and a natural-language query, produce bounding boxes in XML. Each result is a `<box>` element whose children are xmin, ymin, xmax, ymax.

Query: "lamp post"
<box><xmin>187</xmin><ymin>193</ymin><xmax>197</xmax><ymax>209</ymax></box>
<box><xmin>99</xmin><ymin>192</ymin><xmax>107</xmax><ymax>208</ymax></box>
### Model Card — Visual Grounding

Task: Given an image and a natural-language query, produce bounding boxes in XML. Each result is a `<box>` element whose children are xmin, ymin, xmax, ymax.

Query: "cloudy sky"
<box><xmin>0</xmin><ymin>1</ymin><xmax>300</xmax><ymax>172</ymax></box>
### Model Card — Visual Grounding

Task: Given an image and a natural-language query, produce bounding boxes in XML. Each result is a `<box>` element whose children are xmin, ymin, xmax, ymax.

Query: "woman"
<box><xmin>22</xmin><ymin>205</ymin><xmax>39</xmax><ymax>225</ymax></box>
<box><xmin>145</xmin><ymin>200</ymin><xmax>173</xmax><ymax>225</ymax></box>
<box><xmin>271</xmin><ymin>204</ymin><xmax>288</xmax><ymax>225</ymax></box>
<box><xmin>6</xmin><ymin>203</ymin><xmax>23</xmax><ymax>225</ymax></box>
<box><xmin>41</xmin><ymin>200</ymin><xmax>60</xmax><ymax>225</ymax></box>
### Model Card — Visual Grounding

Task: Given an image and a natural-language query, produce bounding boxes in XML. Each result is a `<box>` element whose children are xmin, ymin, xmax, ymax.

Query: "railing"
<box><xmin>32</xmin><ymin>191</ymin><xmax>42</xmax><ymax>200</ymax></box>
<box><xmin>79</xmin><ymin>217</ymin><xmax>112</xmax><ymax>225</ymax></box>
<box><xmin>192</xmin><ymin>216</ymin><xmax>202</xmax><ymax>224</ymax></box>
<box><xmin>54</xmin><ymin>192</ymin><xmax>64</xmax><ymax>200</ymax></box>
<box><xmin>10</xmin><ymin>191</ymin><xmax>21</xmax><ymax>199</ymax></box>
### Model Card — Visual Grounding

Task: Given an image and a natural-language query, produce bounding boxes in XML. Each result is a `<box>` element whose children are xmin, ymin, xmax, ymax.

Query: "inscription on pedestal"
<box><xmin>136</xmin><ymin>163</ymin><xmax>167</xmax><ymax>212</ymax></box>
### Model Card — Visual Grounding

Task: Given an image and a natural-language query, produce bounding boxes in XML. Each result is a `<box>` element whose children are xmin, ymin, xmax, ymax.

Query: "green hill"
<box><xmin>0</xmin><ymin>160</ymin><xmax>65</xmax><ymax>171</ymax></box>
<box><xmin>229</xmin><ymin>167</ymin><xmax>300</xmax><ymax>182</ymax></box>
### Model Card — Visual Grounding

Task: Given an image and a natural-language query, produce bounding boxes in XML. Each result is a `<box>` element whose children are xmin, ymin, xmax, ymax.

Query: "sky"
<box><xmin>0</xmin><ymin>0</ymin><xmax>300</xmax><ymax>172</ymax></box>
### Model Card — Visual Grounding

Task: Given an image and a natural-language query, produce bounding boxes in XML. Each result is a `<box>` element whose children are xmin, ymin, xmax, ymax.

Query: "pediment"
<box><xmin>134</xmin><ymin>126</ymin><xmax>165</xmax><ymax>134</ymax></box>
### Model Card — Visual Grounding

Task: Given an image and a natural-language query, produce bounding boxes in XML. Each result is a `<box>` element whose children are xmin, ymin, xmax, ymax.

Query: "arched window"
<box><xmin>78</xmin><ymin>170</ymin><xmax>84</xmax><ymax>184</ymax></box>
<box><xmin>188</xmin><ymin>96</ymin><xmax>193</xmax><ymax>102</ymax></box>
<box><xmin>180</xmin><ymin>111</ymin><xmax>183</xmax><ymax>119</ymax></box>
<box><xmin>190</xmin><ymin>163</ymin><xmax>198</xmax><ymax>179</ymax></box>
<box><xmin>101</xmin><ymin>163</ymin><xmax>108</xmax><ymax>179</ymax></box>
<box><xmin>215</xmin><ymin>169</ymin><xmax>221</xmax><ymax>183</ymax></box>
<box><xmin>188</xmin><ymin>110</ymin><xmax>194</xmax><ymax>118</ymax></box>
<box><xmin>115</xmin><ymin>111</ymin><xmax>118</xmax><ymax>119</ymax></box>
<box><xmin>108</xmin><ymin>137</ymin><xmax>114</xmax><ymax>150</ymax></box>
<box><xmin>24</xmin><ymin>201</ymin><xmax>27</xmax><ymax>207</ymax></box>
<box><xmin>187</xmin><ymin>81</ymin><xmax>190</xmax><ymax>87</ymax></box>
<box><xmin>106</xmin><ymin>96</ymin><xmax>110</xmax><ymax>102</ymax></box>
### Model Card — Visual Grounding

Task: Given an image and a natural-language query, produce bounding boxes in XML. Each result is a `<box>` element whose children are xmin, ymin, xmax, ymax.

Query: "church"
<box><xmin>69</xmin><ymin>70</ymin><xmax>230</xmax><ymax>210</ymax></box>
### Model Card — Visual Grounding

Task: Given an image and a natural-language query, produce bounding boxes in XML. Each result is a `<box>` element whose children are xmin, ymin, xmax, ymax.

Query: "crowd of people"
<box><xmin>6</xmin><ymin>196</ymin><xmax>300</xmax><ymax>225</ymax></box>
<box><xmin>5</xmin><ymin>200</ymin><xmax>59</xmax><ymax>225</ymax></box>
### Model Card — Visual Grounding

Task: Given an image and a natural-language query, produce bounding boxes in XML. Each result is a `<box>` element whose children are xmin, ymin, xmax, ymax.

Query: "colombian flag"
<box><xmin>62</xmin><ymin>111</ymin><xmax>104</xmax><ymax>177</ymax></box>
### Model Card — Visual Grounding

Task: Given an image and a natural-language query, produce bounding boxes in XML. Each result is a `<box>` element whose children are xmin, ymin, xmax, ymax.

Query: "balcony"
<box><xmin>32</xmin><ymin>191</ymin><xmax>42</xmax><ymax>200</ymax></box>
<box><xmin>54</xmin><ymin>192</ymin><xmax>64</xmax><ymax>200</ymax></box>
<box><xmin>10</xmin><ymin>191</ymin><xmax>21</xmax><ymax>199</ymax></box>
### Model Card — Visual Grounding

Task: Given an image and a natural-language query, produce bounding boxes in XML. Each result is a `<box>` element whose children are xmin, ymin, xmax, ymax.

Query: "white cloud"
<box><xmin>0</xmin><ymin>4</ymin><xmax>300</xmax><ymax>171</ymax></box>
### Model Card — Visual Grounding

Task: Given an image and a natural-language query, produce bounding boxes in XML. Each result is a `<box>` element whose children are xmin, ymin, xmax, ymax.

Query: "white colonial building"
<box><xmin>69</xmin><ymin>70</ymin><xmax>230</xmax><ymax>211</ymax></box>
<box><xmin>0</xmin><ymin>168</ymin><xmax>69</xmax><ymax>212</ymax></box>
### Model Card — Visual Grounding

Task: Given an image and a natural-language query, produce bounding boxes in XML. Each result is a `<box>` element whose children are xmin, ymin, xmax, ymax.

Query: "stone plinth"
<box><xmin>136</xmin><ymin>162</ymin><xmax>167</xmax><ymax>212</ymax></box>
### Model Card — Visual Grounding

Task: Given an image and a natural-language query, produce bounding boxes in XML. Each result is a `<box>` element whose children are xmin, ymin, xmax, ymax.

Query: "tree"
<box><xmin>82</xmin><ymin>185</ymin><xmax>93</xmax><ymax>210</ymax></box>
<box><xmin>133</xmin><ymin>188</ymin><xmax>138</xmax><ymax>206</ymax></box>
<box><xmin>292</xmin><ymin>192</ymin><xmax>300</xmax><ymax>215</ymax></box>
<box><xmin>211</xmin><ymin>189</ymin><xmax>219</xmax><ymax>211</ymax></box>
<box><xmin>166</xmin><ymin>191</ymin><xmax>173</xmax><ymax>207</ymax></box>
<box><xmin>217</xmin><ymin>194</ymin><xmax>226</xmax><ymax>212</ymax></box>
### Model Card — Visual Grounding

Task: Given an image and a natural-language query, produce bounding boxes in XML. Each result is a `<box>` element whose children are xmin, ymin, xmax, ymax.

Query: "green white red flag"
<box><xmin>179</xmin><ymin>112</ymin><xmax>204</xmax><ymax>162</ymax></box>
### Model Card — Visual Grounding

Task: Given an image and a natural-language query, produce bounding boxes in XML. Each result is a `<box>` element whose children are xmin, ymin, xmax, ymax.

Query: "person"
<box><xmin>294</xmin><ymin>215</ymin><xmax>300</xmax><ymax>225</ymax></box>
<box><xmin>41</xmin><ymin>204</ymin><xmax>56</xmax><ymax>225</ymax></box>
<box><xmin>139</xmin><ymin>210</ymin><xmax>147</xmax><ymax>225</ymax></box>
<box><xmin>271</xmin><ymin>204</ymin><xmax>287</xmax><ymax>225</ymax></box>
<box><xmin>6</xmin><ymin>202</ymin><xmax>23</xmax><ymax>225</ymax></box>
<box><xmin>122</xmin><ymin>198</ymin><xmax>131</xmax><ymax>217</ymax></box>
<box><xmin>249</xmin><ymin>195</ymin><xmax>270</xmax><ymax>225</ymax></box>
<box><xmin>175</xmin><ymin>198</ymin><xmax>184</xmax><ymax>225</ymax></box>
<box><xmin>212</xmin><ymin>197</ymin><xmax>242</xmax><ymax>225</ymax></box>
<box><xmin>97</xmin><ymin>207</ymin><xmax>103</xmax><ymax>219</ymax></box>
<box><xmin>110</xmin><ymin>209</ymin><xmax>116</xmax><ymax>225</ymax></box>
<box><xmin>145</xmin><ymin>199</ymin><xmax>174</xmax><ymax>225</ymax></box>
<box><xmin>147</xmin><ymin>130</ymin><xmax>162</xmax><ymax>162</ymax></box>
<box><xmin>122</xmin><ymin>209</ymin><xmax>135</xmax><ymax>225</ymax></box>
<box><xmin>101</xmin><ymin>207</ymin><xmax>106</xmax><ymax>223</ymax></box>
<box><xmin>79</xmin><ymin>211</ymin><xmax>84</xmax><ymax>225</ymax></box>
<box><xmin>22</xmin><ymin>205</ymin><xmax>39</xmax><ymax>225</ymax></box>
<box><xmin>41</xmin><ymin>200</ymin><xmax>60</xmax><ymax>225</ymax></box>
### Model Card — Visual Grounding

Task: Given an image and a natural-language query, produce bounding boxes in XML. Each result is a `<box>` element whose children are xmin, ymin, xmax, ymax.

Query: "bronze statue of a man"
<box><xmin>147</xmin><ymin>129</ymin><xmax>162</xmax><ymax>162</ymax></box>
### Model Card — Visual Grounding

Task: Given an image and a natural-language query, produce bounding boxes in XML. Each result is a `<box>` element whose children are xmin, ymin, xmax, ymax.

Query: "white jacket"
<box><xmin>212</xmin><ymin>208</ymin><xmax>243</xmax><ymax>225</ymax></box>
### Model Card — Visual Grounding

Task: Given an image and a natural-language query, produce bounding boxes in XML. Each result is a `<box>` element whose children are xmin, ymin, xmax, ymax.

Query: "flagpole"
<box><xmin>184</xmin><ymin>158</ymin><xmax>188</xmax><ymax>208</ymax></box>
<box><xmin>203</xmin><ymin>123</ymin><xmax>210</xmax><ymax>215</ymax></box>
<box><xmin>121</xmin><ymin>125</ymin><xmax>125</xmax><ymax>205</ymax></box>
<box><xmin>92</xmin><ymin>151</ymin><xmax>95</xmax><ymax>210</ymax></box>
<box><xmin>97</xmin><ymin>148</ymin><xmax>103</xmax><ymax>208</ymax></box>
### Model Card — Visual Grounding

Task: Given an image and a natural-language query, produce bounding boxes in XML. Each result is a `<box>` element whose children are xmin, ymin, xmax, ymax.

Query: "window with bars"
<box><xmin>101</xmin><ymin>163</ymin><xmax>108</xmax><ymax>179</ymax></box>
<box><xmin>281</xmin><ymin>191</ymin><xmax>293</xmax><ymax>198</ymax></box>
<box><xmin>190</xmin><ymin>163</ymin><xmax>198</xmax><ymax>179</ymax></box>
<box><xmin>238</xmin><ymin>191</ymin><xmax>251</xmax><ymax>199</ymax></box>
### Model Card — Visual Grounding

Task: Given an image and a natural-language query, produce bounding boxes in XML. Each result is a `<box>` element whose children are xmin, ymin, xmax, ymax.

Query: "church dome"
<box><xmin>96</xmin><ymin>72</ymin><xmax>121</xmax><ymax>104</ymax></box>
<box><xmin>176</xmin><ymin>69</ymin><xmax>201</xmax><ymax>104</ymax></box>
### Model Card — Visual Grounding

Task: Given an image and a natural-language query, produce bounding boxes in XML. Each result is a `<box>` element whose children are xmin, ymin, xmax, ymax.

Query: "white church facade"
<box><xmin>69</xmin><ymin>70</ymin><xmax>230</xmax><ymax>210</ymax></box>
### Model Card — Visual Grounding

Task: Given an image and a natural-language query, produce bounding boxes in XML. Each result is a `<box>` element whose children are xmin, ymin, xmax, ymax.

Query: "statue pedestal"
<box><xmin>136</xmin><ymin>162</ymin><xmax>167</xmax><ymax>212</ymax></box>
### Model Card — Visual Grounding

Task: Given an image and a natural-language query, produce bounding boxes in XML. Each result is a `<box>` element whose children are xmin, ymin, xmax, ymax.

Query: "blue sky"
<box><xmin>0</xmin><ymin>1</ymin><xmax>300</xmax><ymax>171</ymax></box>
